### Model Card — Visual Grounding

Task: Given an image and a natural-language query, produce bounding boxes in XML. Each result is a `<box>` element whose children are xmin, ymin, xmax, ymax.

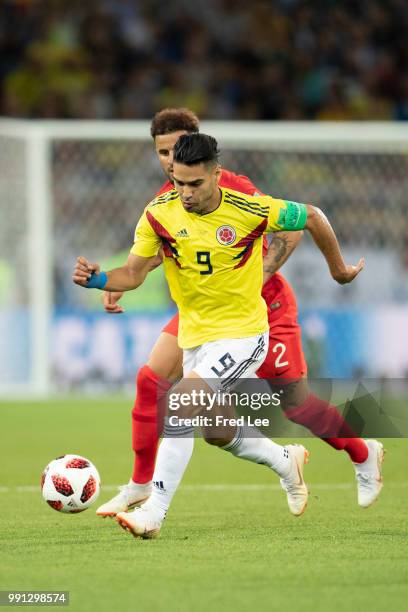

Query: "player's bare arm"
<box><xmin>305</xmin><ymin>205</ymin><xmax>365</xmax><ymax>284</ymax></box>
<box><xmin>101</xmin><ymin>251</ymin><xmax>163</xmax><ymax>313</ymax></box>
<box><xmin>263</xmin><ymin>231</ymin><xmax>303</xmax><ymax>284</ymax></box>
<box><xmin>72</xmin><ymin>253</ymin><xmax>156</xmax><ymax>291</ymax></box>
<box><xmin>102</xmin><ymin>291</ymin><xmax>126</xmax><ymax>314</ymax></box>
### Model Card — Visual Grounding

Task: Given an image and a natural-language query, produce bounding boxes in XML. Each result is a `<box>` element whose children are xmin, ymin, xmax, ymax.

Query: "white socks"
<box><xmin>221</xmin><ymin>425</ymin><xmax>291</xmax><ymax>478</ymax></box>
<box><xmin>142</xmin><ymin>424</ymin><xmax>195</xmax><ymax>520</ymax></box>
<box><xmin>142</xmin><ymin>424</ymin><xmax>290</xmax><ymax>520</ymax></box>
<box><xmin>128</xmin><ymin>480</ymin><xmax>152</xmax><ymax>497</ymax></box>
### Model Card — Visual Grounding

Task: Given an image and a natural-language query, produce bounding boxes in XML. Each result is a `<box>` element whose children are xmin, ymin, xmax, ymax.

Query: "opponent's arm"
<box><xmin>305</xmin><ymin>205</ymin><xmax>364</xmax><ymax>284</ymax></box>
<box><xmin>72</xmin><ymin>252</ymin><xmax>157</xmax><ymax>291</ymax></box>
<box><xmin>263</xmin><ymin>231</ymin><xmax>303</xmax><ymax>284</ymax></box>
<box><xmin>103</xmin><ymin>291</ymin><xmax>126</xmax><ymax>314</ymax></box>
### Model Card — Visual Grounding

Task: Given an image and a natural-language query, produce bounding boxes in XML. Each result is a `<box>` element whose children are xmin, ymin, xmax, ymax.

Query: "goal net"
<box><xmin>1</xmin><ymin>120</ymin><xmax>407</xmax><ymax>395</ymax></box>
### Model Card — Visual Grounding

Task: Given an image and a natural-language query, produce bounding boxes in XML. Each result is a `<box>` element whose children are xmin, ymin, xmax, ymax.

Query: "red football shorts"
<box><xmin>161</xmin><ymin>313</ymin><xmax>306</xmax><ymax>380</ymax></box>
<box><xmin>256</xmin><ymin>324</ymin><xmax>307</xmax><ymax>380</ymax></box>
<box><xmin>162</xmin><ymin>312</ymin><xmax>179</xmax><ymax>337</ymax></box>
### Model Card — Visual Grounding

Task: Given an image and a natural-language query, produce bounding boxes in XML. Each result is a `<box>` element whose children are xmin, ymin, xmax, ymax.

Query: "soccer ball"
<box><xmin>41</xmin><ymin>454</ymin><xmax>101</xmax><ymax>513</ymax></box>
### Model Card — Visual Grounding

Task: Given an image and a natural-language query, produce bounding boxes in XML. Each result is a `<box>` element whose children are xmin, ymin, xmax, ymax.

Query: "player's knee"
<box><xmin>147</xmin><ymin>358</ymin><xmax>181</xmax><ymax>382</ymax></box>
<box><xmin>204</xmin><ymin>435</ymin><xmax>231</xmax><ymax>447</ymax></box>
<box><xmin>132</xmin><ymin>365</ymin><xmax>160</xmax><ymax>419</ymax></box>
<box><xmin>147</xmin><ymin>335</ymin><xmax>183</xmax><ymax>381</ymax></box>
<box><xmin>136</xmin><ymin>364</ymin><xmax>156</xmax><ymax>394</ymax></box>
<box><xmin>273</xmin><ymin>378</ymin><xmax>310</xmax><ymax>412</ymax></box>
<box><xmin>281</xmin><ymin>396</ymin><xmax>300</xmax><ymax>412</ymax></box>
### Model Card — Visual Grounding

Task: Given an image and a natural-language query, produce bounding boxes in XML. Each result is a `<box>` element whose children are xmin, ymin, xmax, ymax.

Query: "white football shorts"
<box><xmin>183</xmin><ymin>332</ymin><xmax>269</xmax><ymax>392</ymax></box>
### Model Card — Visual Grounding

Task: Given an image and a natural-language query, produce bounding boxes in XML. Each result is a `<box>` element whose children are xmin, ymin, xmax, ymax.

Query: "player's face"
<box><xmin>173</xmin><ymin>162</ymin><xmax>221</xmax><ymax>214</ymax></box>
<box><xmin>154</xmin><ymin>131</ymin><xmax>189</xmax><ymax>181</ymax></box>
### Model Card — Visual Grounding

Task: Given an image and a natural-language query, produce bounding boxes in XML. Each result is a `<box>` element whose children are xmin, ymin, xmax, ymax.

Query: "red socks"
<box><xmin>131</xmin><ymin>365</ymin><xmax>172</xmax><ymax>483</ymax></box>
<box><xmin>323</xmin><ymin>437</ymin><xmax>368</xmax><ymax>463</ymax></box>
<box><xmin>131</xmin><ymin>371</ymin><xmax>370</xmax><ymax>481</ymax></box>
<box><xmin>284</xmin><ymin>393</ymin><xmax>369</xmax><ymax>464</ymax></box>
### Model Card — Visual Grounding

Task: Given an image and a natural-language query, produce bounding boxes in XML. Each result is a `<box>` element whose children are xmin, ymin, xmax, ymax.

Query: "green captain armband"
<box><xmin>279</xmin><ymin>201</ymin><xmax>308</xmax><ymax>230</ymax></box>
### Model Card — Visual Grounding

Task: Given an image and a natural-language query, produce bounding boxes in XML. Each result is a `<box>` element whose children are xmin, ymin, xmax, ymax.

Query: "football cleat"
<box><xmin>116</xmin><ymin>505</ymin><xmax>163</xmax><ymax>539</ymax></box>
<box><xmin>96</xmin><ymin>481</ymin><xmax>151</xmax><ymax>517</ymax></box>
<box><xmin>354</xmin><ymin>439</ymin><xmax>385</xmax><ymax>508</ymax></box>
<box><xmin>280</xmin><ymin>444</ymin><xmax>309</xmax><ymax>516</ymax></box>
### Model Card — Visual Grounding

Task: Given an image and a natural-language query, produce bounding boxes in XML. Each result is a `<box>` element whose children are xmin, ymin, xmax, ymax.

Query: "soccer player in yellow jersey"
<box><xmin>131</xmin><ymin>178</ymin><xmax>299</xmax><ymax>350</ymax></box>
<box><xmin>73</xmin><ymin>133</ymin><xmax>364</xmax><ymax>539</ymax></box>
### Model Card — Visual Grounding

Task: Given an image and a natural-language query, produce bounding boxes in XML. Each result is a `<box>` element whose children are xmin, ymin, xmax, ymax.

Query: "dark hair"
<box><xmin>173</xmin><ymin>134</ymin><xmax>220</xmax><ymax>166</ymax></box>
<box><xmin>150</xmin><ymin>108</ymin><xmax>199</xmax><ymax>138</ymax></box>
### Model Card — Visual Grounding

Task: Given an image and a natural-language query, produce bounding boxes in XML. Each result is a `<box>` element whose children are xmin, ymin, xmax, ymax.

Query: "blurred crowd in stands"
<box><xmin>0</xmin><ymin>0</ymin><xmax>407</xmax><ymax>120</ymax></box>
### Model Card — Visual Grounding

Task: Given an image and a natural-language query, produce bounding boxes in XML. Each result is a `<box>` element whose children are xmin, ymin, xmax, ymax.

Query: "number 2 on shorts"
<box><xmin>273</xmin><ymin>342</ymin><xmax>289</xmax><ymax>368</ymax></box>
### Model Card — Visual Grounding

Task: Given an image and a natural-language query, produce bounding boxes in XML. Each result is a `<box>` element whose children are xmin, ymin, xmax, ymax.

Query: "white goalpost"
<box><xmin>0</xmin><ymin>119</ymin><xmax>407</xmax><ymax>396</ymax></box>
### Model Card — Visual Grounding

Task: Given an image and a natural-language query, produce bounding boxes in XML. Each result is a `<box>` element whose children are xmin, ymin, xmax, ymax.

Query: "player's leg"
<box><xmin>259</xmin><ymin>327</ymin><xmax>384</xmax><ymax>507</ymax></box>
<box><xmin>131</xmin><ymin>326</ymin><xmax>183</xmax><ymax>484</ymax></box>
<box><xmin>96</xmin><ymin>314</ymin><xmax>184</xmax><ymax>517</ymax></box>
<box><xmin>193</xmin><ymin>335</ymin><xmax>308</xmax><ymax>517</ymax></box>
<box><xmin>116</xmin><ymin>344</ymin><xmax>200</xmax><ymax>537</ymax></box>
<box><xmin>116</xmin><ymin>333</ymin><xmax>309</xmax><ymax>538</ymax></box>
<box><xmin>198</xmin><ymin>336</ymin><xmax>308</xmax><ymax>518</ymax></box>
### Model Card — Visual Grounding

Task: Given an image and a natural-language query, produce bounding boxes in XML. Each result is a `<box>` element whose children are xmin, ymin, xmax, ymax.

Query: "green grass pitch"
<box><xmin>1</xmin><ymin>399</ymin><xmax>407</xmax><ymax>612</ymax></box>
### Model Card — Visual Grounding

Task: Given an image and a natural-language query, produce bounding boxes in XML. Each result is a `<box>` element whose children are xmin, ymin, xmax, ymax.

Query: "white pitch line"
<box><xmin>182</xmin><ymin>483</ymin><xmax>354</xmax><ymax>491</ymax></box>
<box><xmin>1</xmin><ymin>483</ymin><xmax>407</xmax><ymax>493</ymax></box>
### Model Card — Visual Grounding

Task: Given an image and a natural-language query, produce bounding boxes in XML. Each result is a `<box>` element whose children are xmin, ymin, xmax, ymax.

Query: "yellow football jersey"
<box><xmin>131</xmin><ymin>187</ymin><xmax>307</xmax><ymax>348</ymax></box>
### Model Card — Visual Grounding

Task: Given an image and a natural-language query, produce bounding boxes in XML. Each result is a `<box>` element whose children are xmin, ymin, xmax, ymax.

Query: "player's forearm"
<box><xmin>73</xmin><ymin>253</ymin><xmax>155</xmax><ymax>291</ymax></box>
<box><xmin>263</xmin><ymin>231</ymin><xmax>303</xmax><ymax>283</ymax></box>
<box><xmin>104</xmin><ymin>265</ymin><xmax>146</xmax><ymax>292</ymax></box>
<box><xmin>305</xmin><ymin>205</ymin><xmax>351</xmax><ymax>283</ymax></box>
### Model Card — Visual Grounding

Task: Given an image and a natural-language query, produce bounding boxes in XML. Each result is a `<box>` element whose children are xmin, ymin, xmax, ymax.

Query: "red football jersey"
<box><xmin>156</xmin><ymin>169</ymin><xmax>260</xmax><ymax>197</ymax></box>
<box><xmin>156</xmin><ymin>170</ymin><xmax>298</xmax><ymax>327</ymax></box>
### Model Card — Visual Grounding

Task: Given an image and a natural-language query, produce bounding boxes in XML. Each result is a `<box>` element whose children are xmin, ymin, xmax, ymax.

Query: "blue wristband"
<box><xmin>85</xmin><ymin>271</ymin><xmax>108</xmax><ymax>289</ymax></box>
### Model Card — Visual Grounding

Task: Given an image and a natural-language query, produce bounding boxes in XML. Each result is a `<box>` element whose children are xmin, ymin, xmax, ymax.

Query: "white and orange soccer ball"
<box><xmin>41</xmin><ymin>454</ymin><xmax>101</xmax><ymax>513</ymax></box>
